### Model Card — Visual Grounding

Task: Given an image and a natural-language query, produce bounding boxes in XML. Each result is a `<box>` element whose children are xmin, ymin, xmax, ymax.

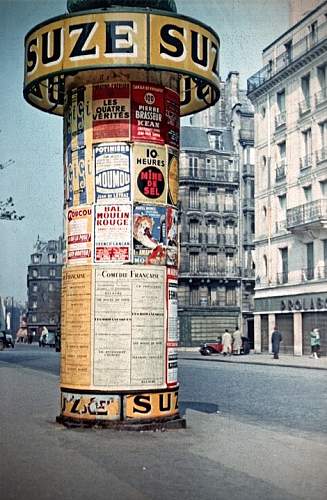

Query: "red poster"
<box><xmin>164</xmin><ymin>88</ymin><xmax>180</xmax><ymax>148</ymax></box>
<box><xmin>131</xmin><ymin>83</ymin><xmax>165</xmax><ymax>144</ymax></box>
<box><xmin>92</xmin><ymin>83</ymin><xmax>130</xmax><ymax>141</ymax></box>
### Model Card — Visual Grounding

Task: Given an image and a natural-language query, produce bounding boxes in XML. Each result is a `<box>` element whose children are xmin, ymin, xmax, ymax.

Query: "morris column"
<box><xmin>23</xmin><ymin>0</ymin><xmax>220</xmax><ymax>428</ymax></box>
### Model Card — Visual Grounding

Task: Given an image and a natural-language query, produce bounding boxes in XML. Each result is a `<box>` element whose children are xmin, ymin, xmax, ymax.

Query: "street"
<box><xmin>0</xmin><ymin>345</ymin><xmax>326</xmax><ymax>500</ymax></box>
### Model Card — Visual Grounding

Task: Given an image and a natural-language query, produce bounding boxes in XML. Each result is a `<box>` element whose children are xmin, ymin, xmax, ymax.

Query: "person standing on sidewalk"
<box><xmin>232</xmin><ymin>327</ymin><xmax>242</xmax><ymax>355</ymax></box>
<box><xmin>222</xmin><ymin>329</ymin><xmax>232</xmax><ymax>357</ymax></box>
<box><xmin>309</xmin><ymin>328</ymin><xmax>320</xmax><ymax>359</ymax></box>
<box><xmin>271</xmin><ymin>325</ymin><xmax>282</xmax><ymax>359</ymax></box>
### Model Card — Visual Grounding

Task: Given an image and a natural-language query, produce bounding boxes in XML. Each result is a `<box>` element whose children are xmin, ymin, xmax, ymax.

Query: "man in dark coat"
<box><xmin>271</xmin><ymin>325</ymin><xmax>282</xmax><ymax>359</ymax></box>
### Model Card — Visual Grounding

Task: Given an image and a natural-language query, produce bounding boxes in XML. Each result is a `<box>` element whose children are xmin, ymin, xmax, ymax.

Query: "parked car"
<box><xmin>200</xmin><ymin>337</ymin><xmax>250</xmax><ymax>356</ymax></box>
<box><xmin>0</xmin><ymin>332</ymin><xmax>14</xmax><ymax>349</ymax></box>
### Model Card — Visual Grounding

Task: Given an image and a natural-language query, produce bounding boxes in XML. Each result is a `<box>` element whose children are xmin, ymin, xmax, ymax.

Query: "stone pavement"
<box><xmin>177</xmin><ymin>348</ymin><xmax>327</xmax><ymax>370</ymax></box>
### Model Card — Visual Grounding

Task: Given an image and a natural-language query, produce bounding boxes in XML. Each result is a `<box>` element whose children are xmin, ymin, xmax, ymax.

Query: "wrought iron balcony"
<box><xmin>247</xmin><ymin>20</ymin><xmax>327</xmax><ymax>94</ymax></box>
<box><xmin>287</xmin><ymin>199</ymin><xmax>327</xmax><ymax>230</ymax></box>
<box><xmin>301</xmin><ymin>267</ymin><xmax>315</xmax><ymax>281</ymax></box>
<box><xmin>315</xmin><ymin>87</ymin><xmax>327</xmax><ymax>107</ymax></box>
<box><xmin>275</xmin><ymin>162</ymin><xmax>287</xmax><ymax>182</ymax></box>
<box><xmin>275</xmin><ymin>111</ymin><xmax>286</xmax><ymax>128</ymax></box>
<box><xmin>179</xmin><ymin>267</ymin><xmax>241</xmax><ymax>278</ymax></box>
<box><xmin>316</xmin><ymin>146</ymin><xmax>327</xmax><ymax>163</ymax></box>
<box><xmin>300</xmin><ymin>154</ymin><xmax>312</xmax><ymax>171</ymax></box>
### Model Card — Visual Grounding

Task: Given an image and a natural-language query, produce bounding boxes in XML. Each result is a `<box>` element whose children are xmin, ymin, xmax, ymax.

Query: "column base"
<box><xmin>56</xmin><ymin>414</ymin><xmax>186</xmax><ymax>430</ymax></box>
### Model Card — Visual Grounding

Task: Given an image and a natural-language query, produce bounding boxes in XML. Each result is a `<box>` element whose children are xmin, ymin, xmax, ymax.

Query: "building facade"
<box><xmin>248</xmin><ymin>1</ymin><xmax>327</xmax><ymax>355</ymax></box>
<box><xmin>178</xmin><ymin>73</ymin><xmax>255</xmax><ymax>346</ymax></box>
<box><xmin>27</xmin><ymin>236</ymin><xmax>64</xmax><ymax>339</ymax></box>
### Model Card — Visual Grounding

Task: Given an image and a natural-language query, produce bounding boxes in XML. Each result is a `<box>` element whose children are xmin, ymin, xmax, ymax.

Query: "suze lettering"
<box><xmin>160</xmin><ymin>23</ymin><xmax>218</xmax><ymax>75</ymax></box>
<box><xmin>26</xmin><ymin>20</ymin><xmax>137</xmax><ymax>74</ymax></box>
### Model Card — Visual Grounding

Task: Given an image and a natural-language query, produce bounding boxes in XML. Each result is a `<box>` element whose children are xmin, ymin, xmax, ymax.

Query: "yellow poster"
<box><xmin>167</xmin><ymin>147</ymin><xmax>179</xmax><ymax>207</ymax></box>
<box><xmin>60</xmin><ymin>266</ymin><xmax>92</xmax><ymax>388</ymax></box>
<box><xmin>61</xmin><ymin>392</ymin><xmax>120</xmax><ymax>420</ymax></box>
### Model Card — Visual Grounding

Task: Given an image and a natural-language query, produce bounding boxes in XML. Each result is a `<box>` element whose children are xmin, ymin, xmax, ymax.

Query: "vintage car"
<box><xmin>199</xmin><ymin>337</ymin><xmax>250</xmax><ymax>356</ymax></box>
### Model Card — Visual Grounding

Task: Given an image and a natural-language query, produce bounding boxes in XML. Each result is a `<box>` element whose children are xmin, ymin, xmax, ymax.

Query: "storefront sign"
<box><xmin>94</xmin><ymin>204</ymin><xmax>131</xmax><ymax>263</ymax></box>
<box><xmin>255</xmin><ymin>292</ymin><xmax>327</xmax><ymax>312</ymax></box>
<box><xmin>94</xmin><ymin>143</ymin><xmax>131</xmax><ymax>203</ymax></box>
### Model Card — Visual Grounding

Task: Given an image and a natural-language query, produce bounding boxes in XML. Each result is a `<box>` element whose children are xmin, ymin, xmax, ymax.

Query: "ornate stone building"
<box><xmin>248</xmin><ymin>1</ymin><xmax>327</xmax><ymax>355</ymax></box>
<box><xmin>178</xmin><ymin>72</ymin><xmax>255</xmax><ymax>346</ymax></box>
<box><xmin>27</xmin><ymin>236</ymin><xmax>64</xmax><ymax>339</ymax></box>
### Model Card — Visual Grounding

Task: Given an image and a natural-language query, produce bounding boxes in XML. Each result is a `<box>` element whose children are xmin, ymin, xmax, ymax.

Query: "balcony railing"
<box><xmin>300</xmin><ymin>154</ymin><xmax>312</xmax><ymax>171</ymax></box>
<box><xmin>256</xmin><ymin>266</ymin><xmax>327</xmax><ymax>288</ymax></box>
<box><xmin>223</xmin><ymin>204</ymin><xmax>238</xmax><ymax>213</ymax></box>
<box><xmin>275</xmin><ymin>162</ymin><xmax>287</xmax><ymax>182</ymax></box>
<box><xmin>247</xmin><ymin>20</ymin><xmax>327</xmax><ymax>93</ymax></box>
<box><xmin>301</xmin><ymin>267</ymin><xmax>315</xmax><ymax>281</ymax></box>
<box><xmin>180</xmin><ymin>267</ymin><xmax>241</xmax><ymax>278</ymax></box>
<box><xmin>315</xmin><ymin>87</ymin><xmax>327</xmax><ymax>106</ymax></box>
<box><xmin>316</xmin><ymin>147</ymin><xmax>327</xmax><ymax>163</ymax></box>
<box><xmin>287</xmin><ymin>199</ymin><xmax>327</xmax><ymax>229</ymax></box>
<box><xmin>299</xmin><ymin>97</ymin><xmax>311</xmax><ymax>115</ymax></box>
<box><xmin>275</xmin><ymin>111</ymin><xmax>286</xmax><ymax>128</ymax></box>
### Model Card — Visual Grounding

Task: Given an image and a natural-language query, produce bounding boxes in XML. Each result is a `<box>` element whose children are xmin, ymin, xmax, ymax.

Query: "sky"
<box><xmin>0</xmin><ymin>0</ymin><xmax>289</xmax><ymax>303</ymax></box>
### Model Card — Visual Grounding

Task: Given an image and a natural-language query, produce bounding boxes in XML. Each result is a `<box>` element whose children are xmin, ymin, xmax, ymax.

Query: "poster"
<box><xmin>124</xmin><ymin>390</ymin><xmax>179</xmax><ymax>420</ymax></box>
<box><xmin>94</xmin><ymin>204</ymin><xmax>131</xmax><ymax>263</ymax></box>
<box><xmin>92</xmin><ymin>83</ymin><xmax>130</xmax><ymax>141</ymax></box>
<box><xmin>167</xmin><ymin>267</ymin><xmax>179</xmax><ymax>343</ymax></box>
<box><xmin>133</xmin><ymin>144</ymin><xmax>167</xmax><ymax>205</ymax></box>
<box><xmin>61</xmin><ymin>392</ymin><xmax>120</xmax><ymax>421</ymax></box>
<box><xmin>67</xmin><ymin>206</ymin><xmax>93</xmax><ymax>264</ymax></box>
<box><xmin>60</xmin><ymin>267</ymin><xmax>92</xmax><ymax>388</ymax></box>
<box><xmin>93</xmin><ymin>266</ymin><xmax>166</xmax><ymax>390</ymax></box>
<box><xmin>94</xmin><ymin>143</ymin><xmax>131</xmax><ymax>202</ymax></box>
<box><xmin>166</xmin><ymin>207</ymin><xmax>178</xmax><ymax>267</ymax></box>
<box><xmin>131</xmin><ymin>83</ymin><xmax>165</xmax><ymax>144</ymax></box>
<box><xmin>133</xmin><ymin>205</ymin><xmax>166</xmax><ymax>265</ymax></box>
<box><xmin>165</xmin><ymin>88</ymin><xmax>180</xmax><ymax>148</ymax></box>
<box><xmin>167</xmin><ymin>148</ymin><xmax>179</xmax><ymax>207</ymax></box>
<box><xmin>167</xmin><ymin>348</ymin><xmax>178</xmax><ymax>386</ymax></box>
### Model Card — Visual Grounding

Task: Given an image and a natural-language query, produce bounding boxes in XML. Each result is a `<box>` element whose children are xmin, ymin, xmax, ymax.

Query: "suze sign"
<box><xmin>24</xmin><ymin>11</ymin><xmax>220</xmax><ymax>116</ymax></box>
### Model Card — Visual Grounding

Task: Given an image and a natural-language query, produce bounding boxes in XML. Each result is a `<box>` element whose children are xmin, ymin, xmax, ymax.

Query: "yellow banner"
<box><xmin>124</xmin><ymin>390</ymin><xmax>179</xmax><ymax>420</ymax></box>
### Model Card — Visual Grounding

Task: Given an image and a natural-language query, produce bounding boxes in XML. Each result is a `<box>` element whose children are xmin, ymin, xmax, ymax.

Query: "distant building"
<box><xmin>247</xmin><ymin>1</ymin><xmax>327</xmax><ymax>355</ymax></box>
<box><xmin>27</xmin><ymin>236</ymin><xmax>64</xmax><ymax>339</ymax></box>
<box><xmin>178</xmin><ymin>73</ymin><xmax>255</xmax><ymax>346</ymax></box>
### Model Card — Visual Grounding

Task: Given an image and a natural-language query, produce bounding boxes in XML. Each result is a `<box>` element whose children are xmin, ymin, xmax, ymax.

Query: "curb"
<box><xmin>179</xmin><ymin>355</ymin><xmax>327</xmax><ymax>371</ymax></box>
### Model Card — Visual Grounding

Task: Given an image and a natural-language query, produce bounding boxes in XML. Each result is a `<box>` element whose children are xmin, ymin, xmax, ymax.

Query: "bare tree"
<box><xmin>0</xmin><ymin>159</ymin><xmax>24</xmax><ymax>221</ymax></box>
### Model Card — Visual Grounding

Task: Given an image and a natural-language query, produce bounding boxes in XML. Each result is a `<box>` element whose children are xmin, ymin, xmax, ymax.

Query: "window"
<box><xmin>32</xmin><ymin>269</ymin><xmax>38</xmax><ymax>278</ymax></box>
<box><xmin>207</xmin><ymin>188</ymin><xmax>216</xmax><ymax>210</ymax></box>
<box><xmin>278</xmin><ymin>194</ymin><xmax>287</xmax><ymax>219</ymax></box>
<box><xmin>226</xmin><ymin>254</ymin><xmax>234</xmax><ymax>273</ymax></box>
<box><xmin>263</xmin><ymin>255</ymin><xmax>268</xmax><ymax>277</ymax></box>
<box><xmin>280</xmin><ymin>247</ymin><xmax>288</xmax><ymax>284</ymax></box>
<box><xmin>32</xmin><ymin>284</ymin><xmax>38</xmax><ymax>293</ymax></box>
<box><xmin>48</xmin><ymin>282</ymin><xmax>55</xmax><ymax>292</ymax></box>
<box><xmin>302</xmin><ymin>128</ymin><xmax>312</xmax><ymax>157</ymax></box>
<box><xmin>49</xmin><ymin>268</ymin><xmax>56</xmax><ymax>277</ymax></box>
<box><xmin>189</xmin><ymin>188</ymin><xmax>199</xmax><ymax>209</ymax></box>
<box><xmin>260</xmin><ymin>106</ymin><xmax>266</xmax><ymax>118</ymax></box>
<box><xmin>31</xmin><ymin>314</ymin><xmax>37</xmax><ymax>323</ymax></box>
<box><xmin>189</xmin><ymin>220</ymin><xmax>199</xmax><ymax>243</ymax></box>
<box><xmin>189</xmin><ymin>253</ymin><xmax>199</xmax><ymax>273</ymax></box>
<box><xmin>319</xmin><ymin>121</ymin><xmax>327</xmax><ymax>149</ymax></box>
<box><xmin>190</xmin><ymin>286</ymin><xmax>199</xmax><ymax>306</ymax></box>
<box><xmin>278</xmin><ymin>141</ymin><xmax>286</xmax><ymax>162</ymax></box>
<box><xmin>261</xmin><ymin>155</ymin><xmax>267</xmax><ymax>168</ymax></box>
<box><xmin>284</xmin><ymin>40</ymin><xmax>292</xmax><ymax>63</ymax></box>
<box><xmin>48</xmin><ymin>253</ymin><xmax>57</xmax><ymax>263</ymax></box>
<box><xmin>246</xmin><ymin>147</ymin><xmax>255</xmax><ymax>165</ymax></box>
<box><xmin>317</xmin><ymin>64</ymin><xmax>327</xmax><ymax>94</ymax></box>
<box><xmin>306</xmin><ymin>242</ymin><xmax>314</xmax><ymax>280</ymax></box>
<box><xmin>189</xmin><ymin>156</ymin><xmax>198</xmax><ymax>177</ymax></box>
<box><xmin>309</xmin><ymin>21</ymin><xmax>318</xmax><ymax>47</ymax></box>
<box><xmin>32</xmin><ymin>301</ymin><xmax>37</xmax><ymax>309</ymax></box>
<box><xmin>225</xmin><ymin>287</ymin><xmax>236</xmax><ymax>306</ymax></box>
<box><xmin>208</xmin><ymin>253</ymin><xmax>217</xmax><ymax>271</ymax></box>
<box><xmin>277</xmin><ymin>89</ymin><xmax>285</xmax><ymax>112</ymax></box>
<box><xmin>300</xmin><ymin>74</ymin><xmax>311</xmax><ymax>113</ymax></box>
<box><xmin>224</xmin><ymin>192</ymin><xmax>234</xmax><ymax>211</ymax></box>
<box><xmin>303</xmin><ymin>185</ymin><xmax>312</xmax><ymax>202</ymax></box>
<box><xmin>32</xmin><ymin>254</ymin><xmax>41</xmax><ymax>264</ymax></box>
<box><xmin>319</xmin><ymin>180</ymin><xmax>327</xmax><ymax>197</ymax></box>
<box><xmin>207</xmin><ymin>221</ymin><xmax>217</xmax><ymax>244</ymax></box>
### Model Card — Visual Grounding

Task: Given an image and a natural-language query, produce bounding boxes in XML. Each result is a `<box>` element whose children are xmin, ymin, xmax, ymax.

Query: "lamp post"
<box><xmin>23</xmin><ymin>0</ymin><xmax>220</xmax><ymax>429</ymax></box>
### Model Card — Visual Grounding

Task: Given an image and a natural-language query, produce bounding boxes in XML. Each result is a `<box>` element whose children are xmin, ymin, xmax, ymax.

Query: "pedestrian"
<box><xmin>309</xmin><ymin>328</ymin><xmax>320</xmax><ymax>359</ymax></box>
<box><xmin>232</xmin><ymin>327</ymin><xmax>242</xmax><ymax>355</ymax></box>
<box><xmin>222</xmin><ymin>329</ymin><xmax>232</xmax><ymax>356</ymax></box>
<box><xmin>271</xmin><ymin>325</ymin><xmax>282</xmax><ymax>359</ymax></box>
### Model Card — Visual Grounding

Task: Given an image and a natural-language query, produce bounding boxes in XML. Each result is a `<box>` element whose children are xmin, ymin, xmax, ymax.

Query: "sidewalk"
<box><xmin>177</xmin><ymin>349</ymin><xmax>327</xmax><ymax>370</ymax></box>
